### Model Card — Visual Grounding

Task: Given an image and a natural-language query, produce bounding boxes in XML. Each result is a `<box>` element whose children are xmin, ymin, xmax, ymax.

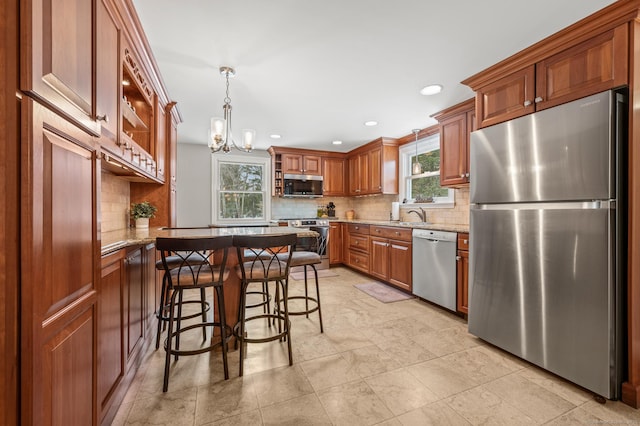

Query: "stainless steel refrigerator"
<box><xmin>468</xmin><ymin>89</ymin><xmax>626</xmax><ymax>399</ymax></box>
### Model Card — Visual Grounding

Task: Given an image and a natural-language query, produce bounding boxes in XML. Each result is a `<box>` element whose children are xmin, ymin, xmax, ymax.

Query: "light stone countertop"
<box><xmin>335</xmin><ymin>219</ymin><xmax>469</xmax><ymax>234</ymax></box>
<box><xmin>101</xmin><ymin>226</ymin><xmax>318</xmax><ymax>256</ymax></box>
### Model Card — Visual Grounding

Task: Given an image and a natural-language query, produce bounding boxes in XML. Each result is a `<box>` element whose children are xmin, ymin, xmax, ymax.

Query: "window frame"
<box><xmin>211</xmin><ymin>153</ymin><xmax>271</xmax><ymax>225</ymax></box>
<box><xmin>399</xmin><ymin>132</ymin><xmax>454</xmax><ymax>208</ymax></box>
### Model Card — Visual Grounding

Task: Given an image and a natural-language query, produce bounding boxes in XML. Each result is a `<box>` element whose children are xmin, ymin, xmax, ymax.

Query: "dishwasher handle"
<box><xmin>413</xmin><ymin>235</ymin><xmax>442</xmax><ymax>242</ymax></box>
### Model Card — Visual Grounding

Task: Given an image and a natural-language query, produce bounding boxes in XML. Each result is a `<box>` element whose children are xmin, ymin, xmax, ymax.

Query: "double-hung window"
<box><xmin>399</xmin><ymin>133</ymin><xmax>454</xmax><ymax>206</ymax></box>
<box><xmin>212</xmin><ymin>154</ymin><xmax>271</xmax><ymax>224</ymax></box>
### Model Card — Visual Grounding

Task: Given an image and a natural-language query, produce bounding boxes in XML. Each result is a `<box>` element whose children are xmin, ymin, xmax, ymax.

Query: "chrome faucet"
<box><xmin>407</xmin><ymin>207</ymin><xmax>427</xmax><ymax>222</ymax></box>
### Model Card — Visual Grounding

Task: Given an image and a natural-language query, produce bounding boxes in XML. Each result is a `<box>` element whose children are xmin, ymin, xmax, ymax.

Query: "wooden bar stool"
<box><xmin>156</xmin><ymin>235</ymin><xmax>233</xmax><ymax>392</ymax></box>
<box><xmin>233</xmin><ymin>233</ymin><xmax>297</xmax><ymax>376</ymax></box>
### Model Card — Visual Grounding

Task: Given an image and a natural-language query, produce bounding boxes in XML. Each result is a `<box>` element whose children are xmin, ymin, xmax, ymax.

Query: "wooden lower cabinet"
<box><xmin>329</xmin><ymin>222</ymin><xmax>342</xmax><ymax>264</ymax></box>
<box><xmin>98</xmin><ymin>244</ymin><xmax>157</xmax><ymax>424</ymax></box>
<box><xmin>456</xmin><ymin>233</ymin><xmax>470</xmax><ymax>314</ymax></box>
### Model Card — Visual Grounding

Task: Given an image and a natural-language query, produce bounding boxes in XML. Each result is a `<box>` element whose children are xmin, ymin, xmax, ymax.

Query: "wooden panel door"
<box><xmin>329</xmin><ymin>222</ymin><xmax>342</xmax><ymax>264</ymax></box>
<box><xmin>303</xmin><ymin>155</ymin><xmax>322</xmax><ymax>175</ymax></box>
<box><xmin>155</xmin><ymin>98</ymin><xmax>167</xmax><ymax>182</ymax></box>
<box><xmin>348</xmin><ymin>155</ymin><xmax>360</xmax><ymax>195</ymax></box>
<box><xmin>144</xmin><ymin>244</ymin><xmax>157</xmax><ymax>335</ymax></box>
<box><xmin>96</xmin><ymin>0</ymin><xmax>120</xmax><ymax>149</ymax></box>
<box><xmin>98</xmin><ymin>250</ymin><xmax>124</xmax><ymax>421</ymax></box>
<box><xmin>21</xmin><ymin>99</ymin><xmax>98</xmax><ymax>425</ymax></box>
<box><xmin>124</xmin><ymin>247</ymin><xmax>144</xmax><ymax>366</ymax></box>
<box><xmin>536</xmin><ymin>25</ymin><xmax>628</xmax><ymax>111</ymax></box>
<box><xmin>440</xmin><ymin>113</ymin><xmax>468</xmax><ymax>186</ymax></box>
<box><xmin>369</xmin><ymin>237</ymin><xmax>389</xmax><ymax>281</ymax></box>
<box><xmin>456</xmin><ymin>249</ymin><xmax>469</xmax><ymax>314</ymax></box>
<box><xmin>282</xmin><ymin>153</ymin><xmax>303</xmax><ymax>174</ymax></box>
<box><xmin>388</xmin><ymin>240</ymin><xmax>412</xmax><ymax>292</ymax></box>
<box><xmin>323</xmin><ymin>157</ymin><xmax>346</xmax><ymax>196</ymax></box>
<box><xmin>22</xmin><ymin>0</ymin><xmax>99</xmax><ymax>135</ymax></box>
<box><xmin>476</xmin><ymin>65</ymin><xmax>535</xmax><ymax>128</ymax></box>
<box><xmin>368</xmin><ymin>147</ymin><xmax>382</xmax><ymax>194</ymax></box>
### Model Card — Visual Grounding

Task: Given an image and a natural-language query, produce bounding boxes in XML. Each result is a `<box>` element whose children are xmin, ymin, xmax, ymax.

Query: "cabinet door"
<box><xmin>369</xmin><ymin>237</ymin><xmax>389</xmax><ymax>281</ymax></box>
<box><xmin>155</xmin><ymin>98</ymin><xmax>167</xmax><ymax>182</ymax></box>
<box><xmin>476</xmin><ymin>65</ymin><xmax>535</xmax><ymax>128</ymax></box>
<box><xmin>98</xmin><ymin>250</ymin><xmax>124</xmax><ymax>421</ymax></box>
<box><xmin>303</xmin><ymin>155</ymin><xmax>322</xmax><ymax>175</ymax></box>
<box><xmin>22</xmin><ymin>0</ymin><xmax>99</xmax><ymax>135</ymax></box>
<box><xmin>456</xmin><ymin>249</ymin><xmax>469</xmax><ymax>314</ymax></box>
<box><xmin>535</xmin><ymin>25</ymin><xmax>628</xmax><ymax>111</ymax></box>
<box><xmin>465</xmin><ymin>109</ymin><xmax>476</xmax><ymax>177</ymax></box>
<box><xmin>348</xmin><ymin>155</ymin><xmax>360</xmax><ymax>195</ymax></box>
<box><xmin>323</xmin><ymin>157</ymin><xmax>346</xmax><ymax>196</ymax></box>
<box><xmin>21</xmin><ymin>100</ymin><xmax>98</xmax><ymax>425</ymax></box>
<box><xmin>329</xmin><ymin>223</ymin><xmax>342</xmax><ymax>264</ymax></box>
<box><xmin>368</xmin><ymin>147</ymin><xmax>382</xmax><ymax>194</ymax></box>
<box><xmin>440</xmin><ymin>113</ymin><xmax>468</xmax><ymax>186</ymax></box>
<box><xmin>389</xmin><ymin>240</ymin><xmax>412</xmax><ymax>292</ymax></box>
<box><xmin>96</xmin><ymin>0</ymin><xmax>120</xmax><ymax>150</ymax></box>
<box><xmin>124</xmin><ymin>247</ymin><xmax>144</xmax><ymax>365</ymax></box>
<box><xmin>282</xmin><ymin>154</ymin><xmax>303</xmax><ymax>174</ymax></box>
<box><xmin>144</xmin><ymin>244</ymin><xmax>157</xmax><ymax>335</ymax></box>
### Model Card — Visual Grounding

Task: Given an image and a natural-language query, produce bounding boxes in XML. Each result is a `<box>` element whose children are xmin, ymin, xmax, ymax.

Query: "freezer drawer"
<box><xmin>468</xmin><ymin>203</ymin><xmax>619</xmax><ymax>398</ymax></box>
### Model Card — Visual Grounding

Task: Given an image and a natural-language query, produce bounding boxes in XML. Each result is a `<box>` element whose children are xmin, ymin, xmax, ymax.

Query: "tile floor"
<box><xmin>112</xmin><ymin>267</ymin><xmax>640</xmax><ymax>425</ymax></box>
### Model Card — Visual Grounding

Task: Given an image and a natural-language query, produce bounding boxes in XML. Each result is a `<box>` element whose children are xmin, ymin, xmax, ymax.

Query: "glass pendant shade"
<box><xmin>241</xmin><ymin>129</ymin><xmax>256</xmax><ymax>151</ymax></box>
<box><xmin>412</xmin><ymin>160</ymin><xmax>422</xmax><ymax>175</ymax></box>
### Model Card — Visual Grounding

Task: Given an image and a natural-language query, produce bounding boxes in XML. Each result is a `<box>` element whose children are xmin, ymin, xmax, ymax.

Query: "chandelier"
<box><xmin>209</xmin><ymin>66</ymin><xmax>255</xmax><ymax>153</ymax></box>
<box><xmin>411</xmin><ymin>129</ymin><xmax>422</xmax><ymax>175</ymax></box>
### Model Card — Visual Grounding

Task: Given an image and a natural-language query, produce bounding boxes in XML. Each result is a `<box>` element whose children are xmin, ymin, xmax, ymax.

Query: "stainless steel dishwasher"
<box><xmin>412</xmin><ymin>229</ymin><xmax>457</xmax><ymax>310</ymax></box>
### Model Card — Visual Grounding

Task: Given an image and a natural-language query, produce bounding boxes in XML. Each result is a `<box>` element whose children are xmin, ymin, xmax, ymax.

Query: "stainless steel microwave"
<box><xmin>283</xmin><ymin>174</ymin><xmax>323</xmax><ymax>197</ymax></box>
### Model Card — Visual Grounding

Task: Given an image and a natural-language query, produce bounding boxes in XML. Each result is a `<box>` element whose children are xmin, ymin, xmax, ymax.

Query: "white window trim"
<box><xmin>211</xmin><ymin>153</ymin><xmax>271</xmax><ymax>225</ymax></box>
<box><xmin>399</xmin><ymin>133</ymin><xmax>454</xmax><ymax>208</ymax></box>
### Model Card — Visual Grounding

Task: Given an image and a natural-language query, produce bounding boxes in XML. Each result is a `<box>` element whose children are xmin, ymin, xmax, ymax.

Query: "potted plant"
<box><xmin>131</xmin><ymin>201</ymin><xmax>157</xmax><ymax>229</ymax></box>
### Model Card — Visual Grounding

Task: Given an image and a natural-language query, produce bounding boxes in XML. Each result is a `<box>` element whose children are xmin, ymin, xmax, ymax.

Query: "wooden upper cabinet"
<box><xmin>476</xmin><ymin>66</ymin><xmax>535</xmax><ymax>128</ymax></box>
<box><xmin>432</xmin><ymin>99</ymin><xmax>474</xmax><ymax>187</ymax></box>
<box><xmin>282</xmin><ymin>153</ymin><xmax>321</xmax><ymax>175</ymax></box>
<box><xmin>323</xmin><ymin>157</ymin><xmax>346</xmax><ymax>196</ymax></box>
<box><xmin>469</xmin><ymin>24</ymin><xmax>629</xmax><ymax>128</ymax></box>
<box><xmin>96</xmin><ymin>0</ymin><xmax>121</xmax><ymax>150</ymax></box>
<box><xmin>535</xmin><ymin>25</ymin><xmax>628</xmax><ymax>111</ymax></box>
<box><xmin>347</xmin><ymin>138</ymin><xmax>398</xmax><ymax>196</ymax></box>
<box><xmin>22</xmin><ymin>0</ymin><xmax>99</xmax><ymax>135</ymax></box>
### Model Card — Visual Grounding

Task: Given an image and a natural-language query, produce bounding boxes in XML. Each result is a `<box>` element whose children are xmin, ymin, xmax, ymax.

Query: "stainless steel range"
<box><xmin>282</xmin><ymin>218</ymin><xmax>330</xmax><ymax>270</ymax></box>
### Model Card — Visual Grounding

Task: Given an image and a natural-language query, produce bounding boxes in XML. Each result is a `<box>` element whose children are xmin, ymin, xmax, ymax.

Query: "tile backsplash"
<box><xmin>270</xmin><ymin>188</ymin><xmax>470</xmax><ymax>226</ymax></box>
<box><xmin>101</xmin><ymin>172</ymin><xmax>130</xmax><ymax>232</ymax></box>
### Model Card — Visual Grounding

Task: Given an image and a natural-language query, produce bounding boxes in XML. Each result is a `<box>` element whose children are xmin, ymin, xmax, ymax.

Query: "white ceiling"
<box><xmin>133</xmin><ymin>0</ymin><xmax>616</xmax><ymax>153</ymax></box>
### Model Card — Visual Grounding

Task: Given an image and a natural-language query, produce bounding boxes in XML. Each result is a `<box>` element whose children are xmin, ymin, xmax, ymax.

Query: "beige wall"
<box><xmin>101</xmin><ymin>172</ymin><xmax>130</xmax><ymax>232</ymax></box>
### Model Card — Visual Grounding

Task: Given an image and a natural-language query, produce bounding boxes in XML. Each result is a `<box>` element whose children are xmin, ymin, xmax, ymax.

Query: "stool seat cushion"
<box><xmin>280</xmin><ymin>251</ymin><xmax>321</xmax><ymax>267</ymax></box>
<box><xmin>235</xmin><ymin>261</ymin><xmax>289</xmax><ymax>280</ymax></box>
<box><xmin>168</xmin><ymin>266</ymin><xmax>229</xmax><ymax>286</ymax></box>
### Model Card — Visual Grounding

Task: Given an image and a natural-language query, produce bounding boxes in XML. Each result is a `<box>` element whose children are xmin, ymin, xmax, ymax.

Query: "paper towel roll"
<box><xmin>391</xmin><ymin>202</ymin><xmax>400</xmax><ymax>221</ymax></box>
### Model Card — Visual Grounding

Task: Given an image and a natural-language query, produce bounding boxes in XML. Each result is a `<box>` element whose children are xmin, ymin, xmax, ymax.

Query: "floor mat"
<box><xmin>290</xmin><ymin>269</ymin><xmax>339</xmax><ymax>281</ymax></box>
<box><xmin>354</xmin><ymin>281</ymin><xmax>414</xmax><ymax>303</ymax></box>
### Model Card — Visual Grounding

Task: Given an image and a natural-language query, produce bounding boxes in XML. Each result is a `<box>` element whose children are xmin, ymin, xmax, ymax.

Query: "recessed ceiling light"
<box><xmin>364</xmin><ymin>121</ymin><xmax>378</xmax><ymax>127</ymax></box>
<box><xmin>420</xmin><ymin>84</ymin><xmax>443</xmax><ymax>96</ymax></box>
<box><xmin>270</xmin><ymin>134</ymin><xmax>281</xmax><ymax>139</ymax></box>
<box><xmin>332</xmin><ymin>140</ymin><xmax>343</xmax><ymax>145</ymax></box>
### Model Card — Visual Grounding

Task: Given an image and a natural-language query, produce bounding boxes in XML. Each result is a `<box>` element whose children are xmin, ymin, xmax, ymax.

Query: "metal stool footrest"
<box><xmin>277</xmin><ymin>295</ymin><xmax>319</xmax><ymax>316</ymax></box>
<box><xmin>233</xmin><ymin>314</ymin><xmax>291</xmax><ymax>344</ymax></box>
<box><xmin>157</xmin><ymin>299</ymin><xmax>211</xmax><ymax>322</ymax></box>
<box><xmin>164</xmin><ymin>322</ymin><xmax>233</xmax><ymax>357</ymax></box>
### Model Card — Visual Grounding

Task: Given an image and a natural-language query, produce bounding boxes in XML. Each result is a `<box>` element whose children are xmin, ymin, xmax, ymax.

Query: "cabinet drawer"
<box><xmin>347</xmin><ymin>223</ymin><xmax>370</xmax><ymax>235</ymax></box>
<box><xmin>370</xmin><ymin>226</ymin><xmax>412</xmax><ymax>241</ymax></box>
<box><xmin>458</xmin><ymin>232</ymin><xmax>469</xmax><ymax>251</ymax></box>
<box><xmin>348</xmin><ymin>250</ymin><xmax>369</xmax><ymax>273</ymax></box>
<box><xmin>349</xmin><ymin>234</ymin><xmax>370</xmax><ymax>252</ymax></box>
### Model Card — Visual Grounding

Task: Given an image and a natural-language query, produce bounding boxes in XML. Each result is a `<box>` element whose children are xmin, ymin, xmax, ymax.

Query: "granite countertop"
<box><xmin>101</xmin><ymin>226</ymin><xmax>318</xmax><ymax>256</ymax></box>
<box><xmin>338</xmin><ymin>219</ymin><xmax>469</xmax><ymax>234</ymax></box>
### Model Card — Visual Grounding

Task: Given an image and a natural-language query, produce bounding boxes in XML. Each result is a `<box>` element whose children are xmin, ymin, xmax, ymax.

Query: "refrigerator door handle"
<box><xmin>471</xmin><ymin>200</ymin><xmax>613</xmax><ymax>211</ymax></box>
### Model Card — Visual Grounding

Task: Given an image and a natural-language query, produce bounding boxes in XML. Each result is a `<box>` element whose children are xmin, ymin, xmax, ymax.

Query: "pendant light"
<box><xmin>411</xmin><ymin>129</ymin><xmax>422</xmax><ymax>175</ymax></box>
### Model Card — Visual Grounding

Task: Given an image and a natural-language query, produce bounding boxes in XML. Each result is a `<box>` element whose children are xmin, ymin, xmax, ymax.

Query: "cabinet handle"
<box><xmin>123</xmin><ymin>142</ymin><xmax>132</xmax><ymax>151</ymax></box>
<box><xmin>464</xmin><ymin>239</ymin><xmax>468</xmax><ymax>244</ymax></box>
<box><xmin>376</xmin><ymin>229</ymin><xmax>381</xmax><ymax>233</ymax></box>
<box><xmin>133</xmin><ymin>152</ymin><xmax>140</xmax><ymax>159</ymax></box>
<box><xmin>456</xmin><ymin>256</ymin><xmax>461</xmax><ymax>261</ymax></box>
<box><xmin>460</xmin><ymin>174</ymin><xmax>465</xmax><ymax>178</ymax></box>
<box><xmin>524</xmin><ymin>100</ymin><xmax>532</xmax><ymax>107</ymax></box>
<box><xmin>355</xmin><ymin>226</ymin><xmax>359</xmax><ymax>230</ymax></box>
<box><xmin>534</xmin><ymin>96</ymin><xmax>543</xmax><ymax>103</ymax></box>
<box><xmin>465</xmin><ymin>173</ymin><xmax>470</xmax><ymax>178</ymax></box>
<box><xmin>97</xmin><ymin>114</ymin><xmax>109</xmax><ymax>123</ymax></box>
<box><xmin>395</xmin><ymin>232</ymin><xmax>400</xmax><ymax>235</ymax></box>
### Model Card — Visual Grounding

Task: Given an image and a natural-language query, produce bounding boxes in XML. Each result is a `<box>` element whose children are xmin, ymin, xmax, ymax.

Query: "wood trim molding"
<box><xmin>430</xmin><ymin>98</ymin><xmax>475</xmax><ymax>123</ymax></box>
<box><xmin>462</xmin><ymin>0</ymin><xmax>640</xmax><ymax>90</ymax></box>
<box><xmin>396</xmin><ymin>124</ymin><xmax>439</xmax><ymax>146</ymax></box>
